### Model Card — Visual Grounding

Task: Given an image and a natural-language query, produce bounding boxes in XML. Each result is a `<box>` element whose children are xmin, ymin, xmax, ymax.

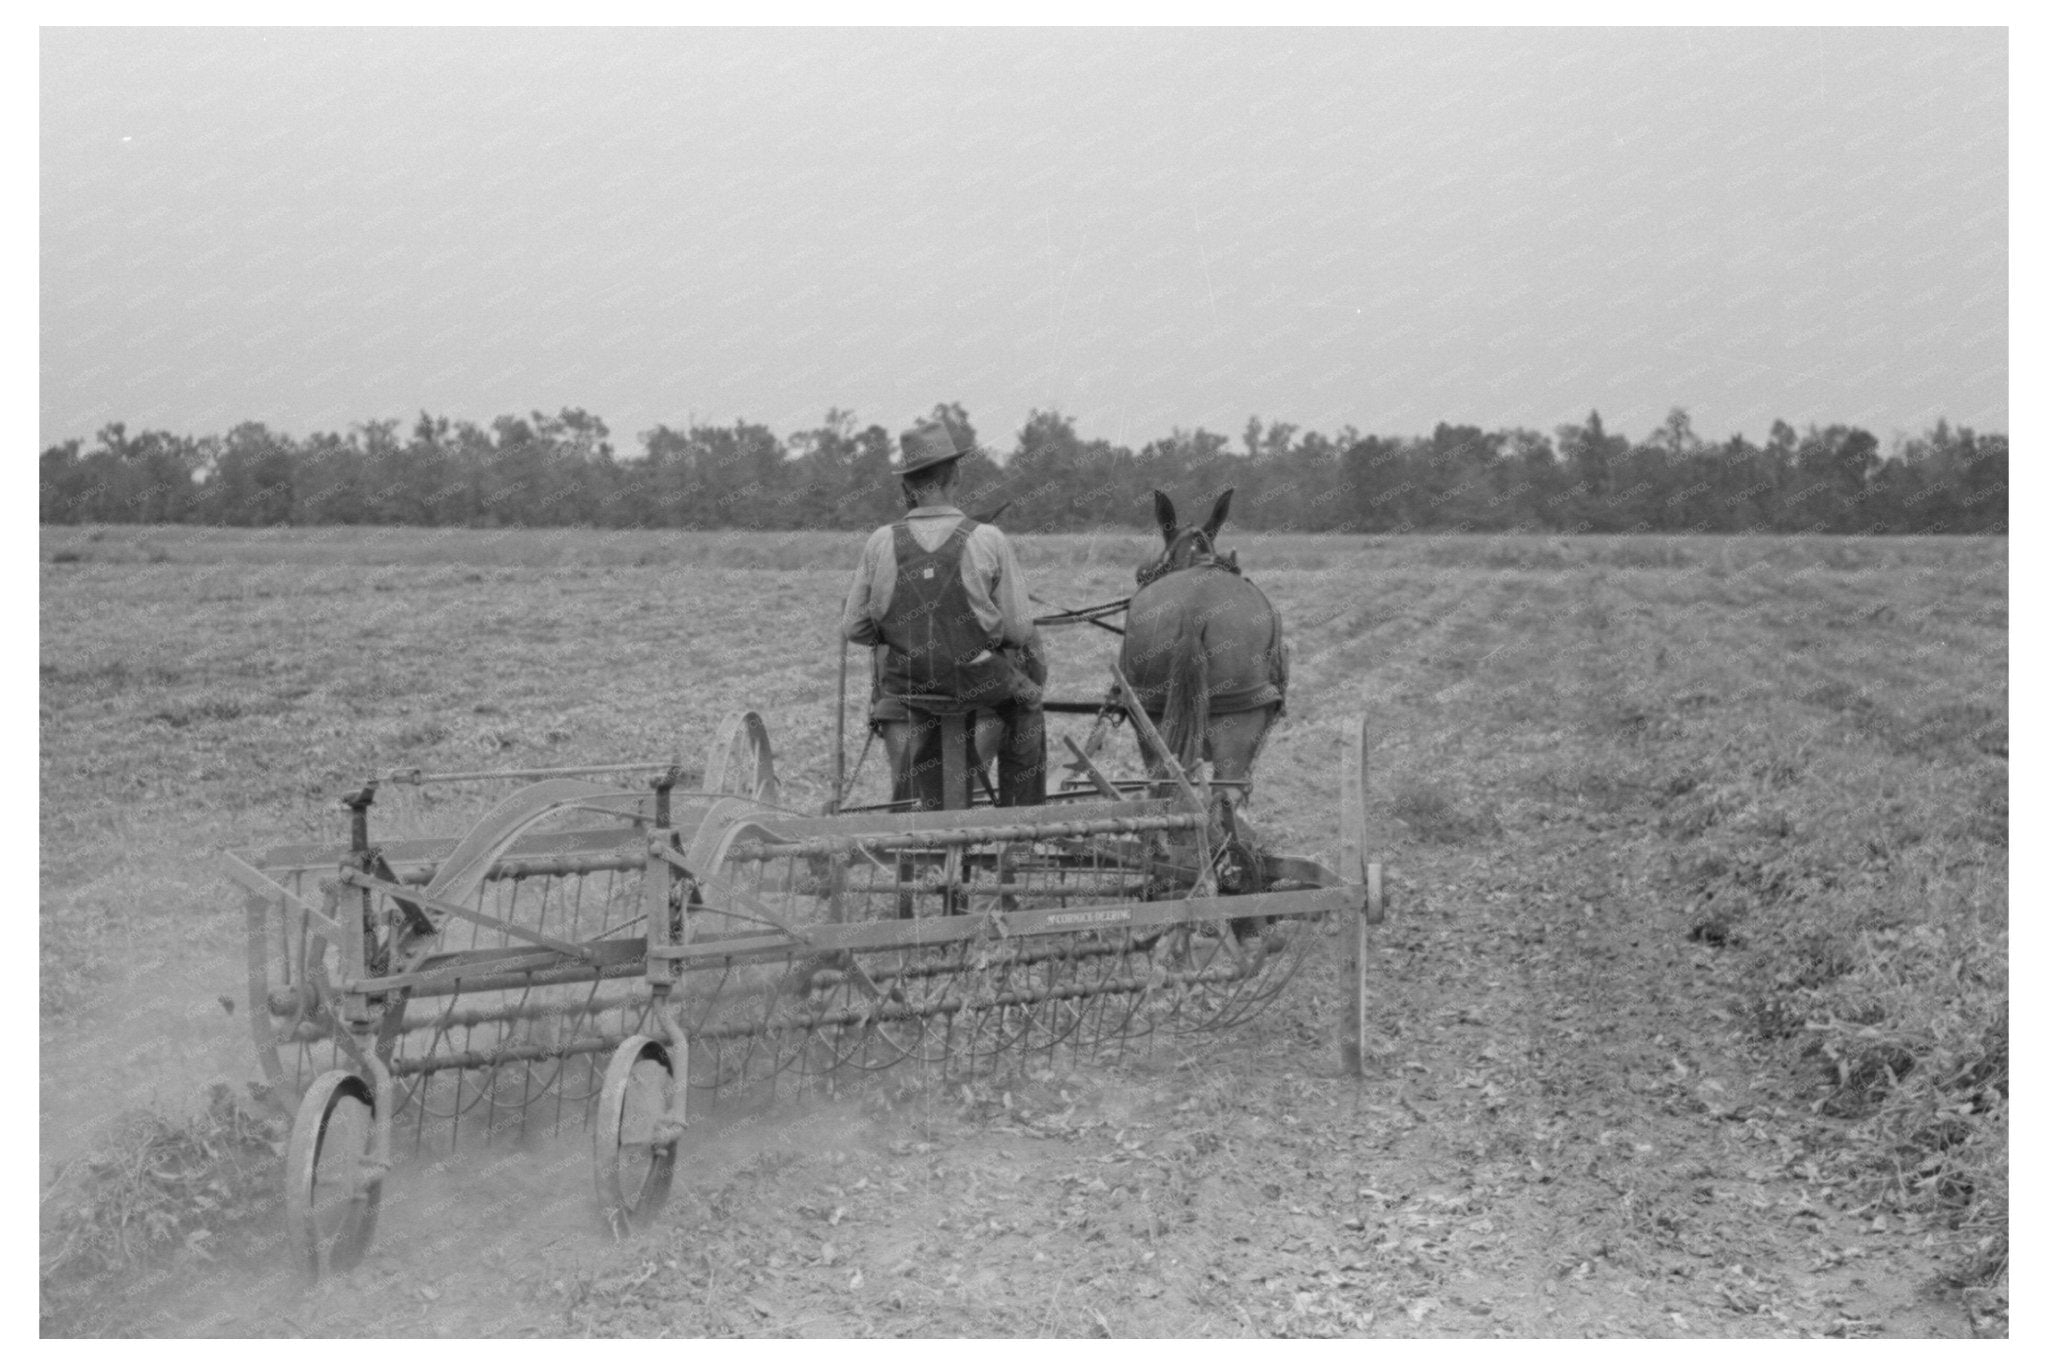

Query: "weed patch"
<box><xmin>42</xmin><ymin>1083</ymin><xmax>285</xmax><ymax>1293</ymax></box>
<box><xmin>1595</xmin><ymin>540</ymin><xmax>1691</xmax><ymax>569</ymax></box>
<box><xmin>1691</xmin><ymin>831</ymin><xmax>2010</xmax><ymax>1284</ymax></box>
<box><xmin>40</xmin><ymin>905</ymin><xmax>108</xmax><ymax>1015</ymax></box>
<box><xmin>1800</xmin><ymin>679</ymin><xmax>1873</xmax><ymax>715</ymax></box>
<box><xmin>1684</xmin><ymin>884</ymin><xmax>1753</xmax><ymax>948</ymax></box>
<box><xmin>1532</xmin><ymin>762</ymin><xmax>1649</xmax><ymax>812</ymax></box>
<box><xmin>393</xmin><ymin>719</ymin><xmax>452</xmax><ymax>748</ymax></box>
<box><xmin>1584</xmin><ymin>693</ymin><xmax>1682</xmax><ymax>742</ymax></box>
<box><xmin>1391</xmin><ymin>779</ymin><xmax>1499</xmax><ymax>844</ymax></box>
<box><xmin>1655</xmin><ymin>781</ymin><xmax>1740</xmax><ymax>840</ymax></box>
<box><xmin>1904</xmin><ymin>702</ymin><xmax>2006</xmax><ymax>758</ymax></box>
<box><xmin>147</xmin><ymin>693</ymin><xmax>254</xmax><ymax>728</ymax></box>
<box><xmin>40</xmin><ymin>658</ymin><xmax>187</xmax><ymax>693</ymax></box>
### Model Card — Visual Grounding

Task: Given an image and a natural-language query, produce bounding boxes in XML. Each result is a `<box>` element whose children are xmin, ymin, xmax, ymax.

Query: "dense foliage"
<box><xmin>39</xmin><ymin>404</ymin><xmax>2006</xmax><ymax>534</ymax></box>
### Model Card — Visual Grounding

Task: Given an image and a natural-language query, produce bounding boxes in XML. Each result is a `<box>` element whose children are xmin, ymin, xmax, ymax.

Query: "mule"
<box><xmin>1119</xmin><ymin>489</ymin><xmax>1287</xmax><ymax>901</ymax></box>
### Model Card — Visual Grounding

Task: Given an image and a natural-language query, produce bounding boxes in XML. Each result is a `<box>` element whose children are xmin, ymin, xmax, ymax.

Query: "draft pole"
<box><xmin>830</xmin><ymin>637</ymin><xmax>849</xmax><ymax>813</ymax></box>
<box><xmin>1340</xmin><ymin>715</ymin><xmax>1369</xmax><ymax>1078</ymax></box>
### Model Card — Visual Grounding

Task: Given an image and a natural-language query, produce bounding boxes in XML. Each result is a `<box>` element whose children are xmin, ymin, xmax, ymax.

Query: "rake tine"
<box><xmin>1039</xmin><ymin>953</ymin><xmax>1062</xmax><ymax>1064</ymax></box>
<box><xmin>449</xmin><ymin>1028</ymin><xmax>470</xmax><ymax>1151</ymax></box>
<box><xmin>1014</xmin><ymin>964</ymin><xmax>1032</xmax><ymax>1066</ymax></box>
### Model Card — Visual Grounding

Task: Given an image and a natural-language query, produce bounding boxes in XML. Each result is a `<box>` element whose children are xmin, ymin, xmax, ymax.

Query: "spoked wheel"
<box><xmin>595</xmin><ymin>1035</ymin><xmax>680</xmax><ymax>1235</ymax></box>
<box><xmin>703</xmin><ymin>711</ymin><xmax>779</xmax><ymax>805</ymax></box>
<box><xmin>284</xmin><ymin>1070</ymin><xmax>382</xmax><ymax>1278</ymax></box>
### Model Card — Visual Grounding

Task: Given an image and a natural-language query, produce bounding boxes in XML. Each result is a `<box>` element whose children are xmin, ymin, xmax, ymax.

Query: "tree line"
<box><xmin>38</xmin><ymin>404</ymin><xmax>2007</xmax><ymax>535</ymax></box>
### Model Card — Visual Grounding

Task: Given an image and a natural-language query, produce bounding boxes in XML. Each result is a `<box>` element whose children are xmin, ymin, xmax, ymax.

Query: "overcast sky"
<box><xmin>40</xmin><ymin>27</ymin><xmax>2007</xmax><ymax>456</ymax></box>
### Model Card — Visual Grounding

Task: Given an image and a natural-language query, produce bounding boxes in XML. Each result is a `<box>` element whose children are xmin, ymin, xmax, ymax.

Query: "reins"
<box><xmin>1030</xmin><ymin>593</ymin><xmax>1130</xmax><ymax>635</ymax></box>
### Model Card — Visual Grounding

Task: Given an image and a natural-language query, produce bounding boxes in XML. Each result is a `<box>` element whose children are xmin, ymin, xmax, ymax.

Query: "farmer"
<box><xmin>841</xmin><ymin>416</ymin><xmax>1048</xmax><ymax>808</ymax></box>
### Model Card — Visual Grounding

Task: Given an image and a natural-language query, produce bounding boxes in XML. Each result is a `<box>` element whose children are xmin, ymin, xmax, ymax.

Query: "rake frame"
<box><xmin>227</xmin><ymin>709</ymin><xmax>1381</xmax><ymax>1277</ymax></box>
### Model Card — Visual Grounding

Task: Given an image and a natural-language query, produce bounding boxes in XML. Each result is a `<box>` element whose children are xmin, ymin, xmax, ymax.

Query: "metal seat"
<box><xmin>891</xmin><ymin>706</ymin><xmax>996</xmax><ymax>811</ymax></box>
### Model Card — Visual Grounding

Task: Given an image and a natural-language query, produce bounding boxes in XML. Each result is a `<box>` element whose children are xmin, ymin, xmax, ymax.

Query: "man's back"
<box><xmin>841</xmin><ymin>504</ymin><xmax>1037</xmax><ymax>656</ymax></box>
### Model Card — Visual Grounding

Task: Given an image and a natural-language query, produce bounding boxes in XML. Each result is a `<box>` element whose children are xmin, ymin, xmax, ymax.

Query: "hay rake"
<box><xmin>224</xmin><ymin>704</ymin><xmax>1382</xmax><ymax>1278</ymax></box>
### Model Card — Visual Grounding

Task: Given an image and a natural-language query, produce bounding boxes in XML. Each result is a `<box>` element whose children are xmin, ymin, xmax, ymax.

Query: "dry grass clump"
<box><xmin>1480</xmin><ymin>542</ymin><xmax>1572</xmax><ymax>570</ymax></box>
<box><xmin>1590</xmin><ymin>538</ymin><xmax>1692</xmax><ymax>569</ymax></box>
<box><xmin>1390</xmin><ymin>779</ymin><xmax>1499</xmax><ymax>845</ymax></box>
<box><xmin>1778</xmin><ymin>891</ymin><xmax>2006</xmax><ymax>1281</ymax></box>
<box><xmin>42</xmin><ymin>527</ymin><xmax>175</xmax><ymax>565</ymax></box>
<box><xmin>39</xmin><ymin>909</ymin><xmax>105</xmax><ymax>1015</ymax></box>
<box><xmin>42</xmin><ymin>1083</ymin><xmax>285</xmax><ymax>1289</ymax></box>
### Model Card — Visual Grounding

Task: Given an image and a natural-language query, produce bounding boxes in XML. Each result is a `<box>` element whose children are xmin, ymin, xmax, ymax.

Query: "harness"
<box><xmin>1136</xmin><ymin>535</ymin><xmax>1242</xmax><ymax>588</ymax></box>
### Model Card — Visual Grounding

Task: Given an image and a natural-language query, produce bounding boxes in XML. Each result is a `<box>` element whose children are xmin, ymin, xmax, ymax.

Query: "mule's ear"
<box><xmin>1202</xmin><ymin>488</ymin><xmax>1235</xmax><ymax>540</ymax></box>
<box><xmin>1153</xmin><ymin>490</ymin><xmax>1178</xmax><ymax>542</ymax></box>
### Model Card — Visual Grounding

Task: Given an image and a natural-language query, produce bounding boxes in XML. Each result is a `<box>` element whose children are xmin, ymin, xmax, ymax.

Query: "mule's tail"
<box><xmin>1159</xmin><ymin>617</ymin><xmax>1209</xmax><ymax>777</ymax></box>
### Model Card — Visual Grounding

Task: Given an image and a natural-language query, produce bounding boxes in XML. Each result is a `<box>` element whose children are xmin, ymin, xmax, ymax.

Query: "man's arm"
<box><xmin>980</xmin><ymin>526</ymin><xmax>1041</xmax><ymax>656</ymax></box>
<box><xmin>840</xmin><ymin>529</ymin><xmax>889</xmax><ymax>646</ymax></box>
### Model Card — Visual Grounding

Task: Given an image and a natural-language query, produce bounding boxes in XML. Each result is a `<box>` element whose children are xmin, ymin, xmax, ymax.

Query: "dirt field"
<box><xmin>39</xmin><ymin>525</ymin><xmax>2007</xmax><ymax>1337</ymax></box>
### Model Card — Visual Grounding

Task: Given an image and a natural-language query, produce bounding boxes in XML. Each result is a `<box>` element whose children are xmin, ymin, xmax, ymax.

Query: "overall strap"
<box><xmin>890</xmin><ymin>516</ymin><xmax>980</xmax><ymax>565</ymax></box>
<box><xmin>890</xmin><ymin>519</ymin><xmax>922</xmax><ymax>565</ymax></box>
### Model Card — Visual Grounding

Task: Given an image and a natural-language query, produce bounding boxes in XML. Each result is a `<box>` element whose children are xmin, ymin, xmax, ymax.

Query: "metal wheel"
<box><xmin>594</xmin><ymin>1035</ymin><xmax>679</xmax><ymax>1234</ymax></box>
<box><xmin>703</xmin><ymin>711</ymin><xmax>779</xmax><ymax>804</ymax></box>
<box><xmin>284</xmin><ymin>1069</ymin><xmax>381</xmax><ymax>1278</ymax></box>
